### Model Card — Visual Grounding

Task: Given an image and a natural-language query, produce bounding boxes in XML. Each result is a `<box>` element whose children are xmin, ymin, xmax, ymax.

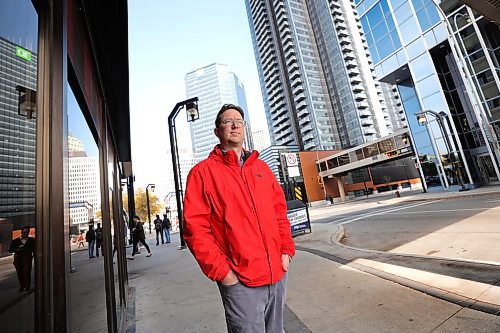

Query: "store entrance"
<box><xmin>477</xmin><ymin>154</ymin><xmax>499</xmax><ymax>184</ymax></box>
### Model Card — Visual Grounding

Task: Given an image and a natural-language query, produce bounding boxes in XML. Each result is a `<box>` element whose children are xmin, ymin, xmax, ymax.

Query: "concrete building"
<box><xmin>185</xmin><ymin>63</ymin><xmax>254</xmax><ymax>163</ymax></box>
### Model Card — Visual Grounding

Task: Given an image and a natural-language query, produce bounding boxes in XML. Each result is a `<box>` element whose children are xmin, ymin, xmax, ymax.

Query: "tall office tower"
<box><xmin>244</xmin><ymin>0</ymin><xmax>403</xmax><ymax>151</ymax></box>
<box><xmin>68</xmin><ymin>136</ymin><xmax>99</xmax><ymax>230</ymax></box>
<box><xmin>356</xmin><ymin>0</ymin><xmax>500</xmax><ymax>187</ymax></box>
<box><xmin>186</xmin><ymin>63</ymin><xmax>254</xmax><ymax>163</ymax></box>
<box><xmin>0</xmin><ymin>37</ymin><xmax>37</xmax><ymax>225</ymax></box>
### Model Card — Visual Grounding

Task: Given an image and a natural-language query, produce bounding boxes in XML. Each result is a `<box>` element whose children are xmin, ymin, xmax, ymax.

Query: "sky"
<box><xmin>128</xmin><ymin>0</ymin><xmax>269</xmax><ymax>190</ymax></box>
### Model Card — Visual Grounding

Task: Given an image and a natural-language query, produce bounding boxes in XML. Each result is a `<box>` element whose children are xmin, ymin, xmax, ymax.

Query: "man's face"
<box><xmin>21</xmin><ymin>229</ymin><xmax>29</xmax><ymax>238</ymax></box>
<box><xmin>214</xmin><ymin>109</ymin><xmax>245</xmax><ymax>147</ymax></box>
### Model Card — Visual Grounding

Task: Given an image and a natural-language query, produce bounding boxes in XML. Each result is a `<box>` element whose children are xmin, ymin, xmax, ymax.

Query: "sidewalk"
<box><xmin>299</xmin><ymin>184</ymin><xmax>500</xmax><ymax>315</ymax></box>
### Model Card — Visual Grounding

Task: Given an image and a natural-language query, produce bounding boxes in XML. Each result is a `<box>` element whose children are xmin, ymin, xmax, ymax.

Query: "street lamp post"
<box><xmin>146</xmin><ymin>183</ymin><xmax>155</xmax><ymax>234</ymax></box>
<box><xmin>169</xmin><ymin>97</ymin><xmax>199</xmax><ymax>250</ymax></box>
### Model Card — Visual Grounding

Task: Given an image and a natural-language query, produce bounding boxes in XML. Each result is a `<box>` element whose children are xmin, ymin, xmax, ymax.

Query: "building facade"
<box><xmin>244</xmin><ymin>0</ymin><xmax>404</xmax><ymax>151</ymax></box>
<box><xmin>356</xmin><ymin>0</ymin><xmax>500</xmax><ymax>187</ymax></box>
<box><xmin>0</xmin><ymin>37</ymin><xmax>37</xmax><ymax>228</ymax></box>
<box><xmin>0</xmin><ymin>0</ymin><xmax>134</xmax><ymax>332</ymax></box>
<box><xmin>185</xmin><ymin>63</ymin><xmax>254</xmax><ymax>163</ymax></box>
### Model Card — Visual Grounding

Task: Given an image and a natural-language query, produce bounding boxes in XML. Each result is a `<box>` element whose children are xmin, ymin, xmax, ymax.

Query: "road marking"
<box><xmin>383</xmin><ymin>207</ymin><xmax>500</xmax><ymax>214</ymax></box>
<box><xmin>336</xmin><ymin>201</ymin><xmax>435</xmax><ymax>225</ymax></box>
<box><xmin>485</xmin><ymin>199</ymin><xmax>500</xmax><ymax>203</ymax></box>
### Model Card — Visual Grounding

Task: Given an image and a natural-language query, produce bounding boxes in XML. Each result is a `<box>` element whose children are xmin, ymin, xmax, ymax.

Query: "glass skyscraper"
<box><xmin>357</xmin><ymin>0</ymin><xmax>500</xmax><ymax>187</ymax></box>
<box><xmin>0</xmin><ymin>37</ymin><xmax>37</xmax><ymax>225</ymax></box>
<box><xmin>185</xmin><ymin>63</ymin><xmax>253</xmax><ymax>162</ymax></box>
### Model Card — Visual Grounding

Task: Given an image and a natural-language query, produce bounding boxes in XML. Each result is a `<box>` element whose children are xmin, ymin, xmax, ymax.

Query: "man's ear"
<box><xmin>214</xmin><ymin>127</ymin><xmax>220</xmax><ymax>138</ymax></box>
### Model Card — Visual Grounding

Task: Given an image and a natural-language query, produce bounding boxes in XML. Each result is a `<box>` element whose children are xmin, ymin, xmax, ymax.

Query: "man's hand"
<box><xmin>281</xmin><ymin>254</ymin><xmax>291</xmax><ymax>272</ymax></box>
<box><xmin>221</xmin><ymin>269</ymin><xmax>239</xmax><ymax>286</ymax></box>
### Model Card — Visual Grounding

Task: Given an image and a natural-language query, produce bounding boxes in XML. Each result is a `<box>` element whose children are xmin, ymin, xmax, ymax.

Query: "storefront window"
<box><xmin>67</xmin><ymin>84</ymin><xmax>108</xmax><ymax>331</ymax></box>
<box><xmin>0</xmin><ymin>1</ymin><xmax>38</xmax><ymax>331</ymax></box>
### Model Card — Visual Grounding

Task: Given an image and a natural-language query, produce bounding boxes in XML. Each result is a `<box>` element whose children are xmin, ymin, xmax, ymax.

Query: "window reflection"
<box><xmin>67</xmin><ymin>84</ymin><xmax>108</xmax><ymax>332</ymax></box>
<box><xmin>0</xmin><ymin>1</ymin><xmax>38</xmax><ymax>331</ymax></box>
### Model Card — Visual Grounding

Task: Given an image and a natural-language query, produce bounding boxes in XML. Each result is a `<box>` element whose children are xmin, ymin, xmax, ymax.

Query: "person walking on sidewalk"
<box><xmin>77</xmin><ymin>231</ymin><xmax>85</xmax><ymax>248</ymax></box>
<box><xmin>154</xmin><ymin>214</ymin><xmax>164</xmax><ymax>245</ymax></box>
<box><xmin>95</xmin><ymin>223</ymin><xmax>103</xmax><ymax>257</ymax></box>
<box><xmin>86</xmin><ymin>225</ymin><xmax>96</xmax><ymax>258</ymax></box>
<box><xmin>9</xmin><ymin>226</ymin><xmax>35</xmax><ymax>292</ymax></box>
<box><xmin>184</xmin><ymin>104</ymin><xmax>295</xmax><ymax>333</ymax></box>
<box><xmin>162</xmin><ymin>213</ymin><xmax>171</xmax><ymax>243</ymax></box>
<box><xmin>127</xmin><ymin>216</ymin><xmax>152</xmax><ymax>260</ymax></box>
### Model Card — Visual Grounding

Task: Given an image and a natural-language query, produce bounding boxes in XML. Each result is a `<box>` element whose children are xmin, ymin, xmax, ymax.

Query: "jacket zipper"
<box><xmin>239</xmin><ymin>165</ymin><xmax>273</xmax><ymax>285</ymax></box>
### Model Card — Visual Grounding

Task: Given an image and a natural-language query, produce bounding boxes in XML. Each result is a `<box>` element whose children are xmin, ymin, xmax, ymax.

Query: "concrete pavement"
<box><xmin>130</xmin><ymin>185</ymin><xmax>500</xmax><ymax>332</ymax></box>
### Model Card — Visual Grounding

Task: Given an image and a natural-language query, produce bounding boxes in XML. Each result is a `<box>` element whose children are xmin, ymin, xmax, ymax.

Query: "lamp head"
<box><xmin>186</xmin><ymin>101</ymin><xmax>199</xmax><ymax>122</ymax></box>
<box><xmin>416</xmin><ymin>114</ymin><xmax>427</xmax><ymax>126</ymax></box>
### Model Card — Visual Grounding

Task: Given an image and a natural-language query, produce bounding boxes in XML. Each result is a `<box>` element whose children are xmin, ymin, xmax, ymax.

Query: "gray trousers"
<box><xmin>217</xmin><ymin>273</ymin><xmax>287</xmax><ymax>333</ymax></box>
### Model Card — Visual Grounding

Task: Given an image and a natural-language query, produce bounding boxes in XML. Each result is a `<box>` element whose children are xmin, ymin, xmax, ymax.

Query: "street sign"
<box><xmin>288</xmin><ymin>166</ymin><xmax>300</xmax><ymax>177</ymax></box>
<box><xmin>284</xmin><ymin>153</ymin><xmax>298</xmax><ymax>167</ymax></box>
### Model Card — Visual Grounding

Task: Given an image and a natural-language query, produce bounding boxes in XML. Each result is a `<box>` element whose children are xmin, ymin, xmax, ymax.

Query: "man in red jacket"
<box><xmin>184</xmin><ymin>104</ymin><xmax>295</xmax><ymax>333</ymax></box>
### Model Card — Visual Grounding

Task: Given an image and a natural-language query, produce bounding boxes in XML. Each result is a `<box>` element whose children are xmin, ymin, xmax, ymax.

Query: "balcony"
<box><xmin>345</xmin><ymin>60</ymin><xmax>356</xmax><ymax>68</ymax></box>
<box><xmin>301</xmin><ymin>124</ymin><xmax>314</xmax><ymax>134</ymax></box>
<box><xmin>363</xmin><ymin>128</ymin><xmax>377</xmax><ymax>135</ymax></box>
<box><xmin>356</xmin><ymin>101</ymin><xmax>369</xmax><ymax>109</ymax></box>
<box><xmin>348</xmin><ymin>67</ymin><xmax>360</xmax><ymax>76</ymax></box>
<box><xmin>336</xmin><ymin>21</ymin><xmax>347</xmax><ymax>30</ymax></box>
<box><xmin>299</xmin><ymin>116</ymin><xmax>311</xmax><ymax>126</ymax></box>
<box><xmin>341</xmin><ymin>44</ymin><xmax>353</xmax><ymax>52</ymax></box>
<box><xmin>360</xmin><ymin>118</ymin><xmax>374</xmax><ymax>126</ymax></box>
<box><xmin>350</xmin><ymin>76</ymin><xmax>361</xmax><ymax>84</ymax></box>
<box><xmin>359</xmin><ymin>110</ymin><xmax>371</xmax><ymax>117</ymax></box>
<box><xmin>352</xmin><ymin>84</ymin><xmax>364</xmax><ymax>92</ymax></box>
<box><xmin>339</xmin><ymin>36</ymin><xmax>350</xmax><ymax>45</ymax></box>
<box><xmin>354</xmin><ymin>92</ymin><xmax>367</xmax><ymax>100</ymax></box>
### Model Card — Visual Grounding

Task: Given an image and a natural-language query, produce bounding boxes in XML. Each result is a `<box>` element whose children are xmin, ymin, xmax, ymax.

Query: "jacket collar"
<box><xmin>209</xmin><ymin>145</ymin><xmax>259</xmax><ymax>166</ymax></box>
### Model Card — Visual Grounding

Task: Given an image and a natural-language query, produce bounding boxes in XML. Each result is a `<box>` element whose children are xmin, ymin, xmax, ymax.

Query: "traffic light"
<box><xmin>386</xmin><ymin>150</ymin><xmax>398</xmax><ymax>157</ymax></box>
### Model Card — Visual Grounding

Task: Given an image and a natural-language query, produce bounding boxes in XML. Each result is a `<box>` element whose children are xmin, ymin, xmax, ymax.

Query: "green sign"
<box><xmin>16</xmin><ymin>47</ymin><xmax>31</xmax><ymax>62</ymax></box>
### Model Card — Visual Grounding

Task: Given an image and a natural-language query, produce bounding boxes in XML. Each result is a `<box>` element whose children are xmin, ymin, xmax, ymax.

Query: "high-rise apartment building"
<box><xmin>356</xmin><ymin>0</ymin><xmax>500</xmax><ymax>187</ymax></box>
<box><xmin>0</xmin><ymin>37</ymin><xmax>37</xmax><ymax>225</ymax></box>
<box><xmin>244</xmin><ymin>0</ymin><xmax>403</xmax><ymax>151</ymax></box>
<box><xmin>185</xmin><ymin>63</ymin><xmax>254</xmax><ymax>163</ymax></box>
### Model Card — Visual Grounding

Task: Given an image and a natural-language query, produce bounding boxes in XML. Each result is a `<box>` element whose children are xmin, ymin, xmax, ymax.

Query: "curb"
<box><xmin>308</xmin><ymin>225</ymin><xmax>500</xmax><ymax>316</ymax></box>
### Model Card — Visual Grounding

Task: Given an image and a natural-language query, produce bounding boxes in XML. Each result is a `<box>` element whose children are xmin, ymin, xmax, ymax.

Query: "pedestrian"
<box><xmin>9</xmin><ymin>226</ymin><xmax>35</xmax><ymax>292</ymax></box>
<box><xmin>127</xmin><ymin>216</ymin><xmax>152</xmax><ymax>260</ymax></box>
<box><xmin>162</xmin><ymin>214</ymin><xmax>171</xmax><ymax>243</ymax></box>
<box><xmin>184</xmin><ymin>103</ymin><xmax>295</xmax><ymax>333</ymax></box>
<box><xmin>86</xmin><ymin>225</ymin><xmax>96</xmax><ymax>258</ymax></box>
<box><xmin>95</xmin><ymin>223</ymin><xmax>103</xmax><ymax>257</ymax></box>
<box><xmin>77</xmin><ymin>231</ymin><xmax>85</xmax><ymax>248</ymax></box>
<box><xmin>154</xmin><ymin>214</ymin><xmax>164</xmax><ymax>245</ymax></box>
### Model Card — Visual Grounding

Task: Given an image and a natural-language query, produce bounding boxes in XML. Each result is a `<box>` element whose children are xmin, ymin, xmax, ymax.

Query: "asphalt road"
<box><xmin>312</xmin><ymin>195</ymin><xmax>500</xmax><ymax>262</ymax></box>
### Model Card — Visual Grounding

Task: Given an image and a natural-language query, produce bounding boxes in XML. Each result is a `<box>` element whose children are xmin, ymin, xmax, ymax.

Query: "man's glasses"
<box><xmin>221</xmin><ymin>119</ymin><xmax>246</xmax><ymax>127</ymax></box>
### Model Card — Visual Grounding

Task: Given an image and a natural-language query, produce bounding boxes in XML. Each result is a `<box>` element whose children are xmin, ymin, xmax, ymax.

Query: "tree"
<box><xmin>134</xmin><ymin>187</ymin><xmax>163</xmax><ymax>222</ymax></box>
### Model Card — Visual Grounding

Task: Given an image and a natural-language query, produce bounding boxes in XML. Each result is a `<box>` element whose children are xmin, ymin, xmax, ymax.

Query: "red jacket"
<box><xmin>183</xmin><ymin>146</ymin><xmax>295</xmax><ymax>287</ymax></box>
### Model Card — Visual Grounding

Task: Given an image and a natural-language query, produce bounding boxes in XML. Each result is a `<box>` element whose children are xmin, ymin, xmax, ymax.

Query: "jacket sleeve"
<box><xmin>183</xmin><ymin>168</ymin><xmax>230</xmax><ymax>282</ymax></box>
<box><xmin>268</xmin><ymin>166</ymin><xmax>296</xmax><ymax>258</ymax></box>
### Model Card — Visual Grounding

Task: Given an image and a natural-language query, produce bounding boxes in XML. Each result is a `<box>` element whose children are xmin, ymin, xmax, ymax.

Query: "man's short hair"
<box><xmin>215</xmin><ymin>104</ymin><xmax>245</xmax><ymax>128</ymax></box>
<box><xmin>133</xmin><ymin>215</ymin><xmax>140</xmax><ymax>220</ymax></box>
